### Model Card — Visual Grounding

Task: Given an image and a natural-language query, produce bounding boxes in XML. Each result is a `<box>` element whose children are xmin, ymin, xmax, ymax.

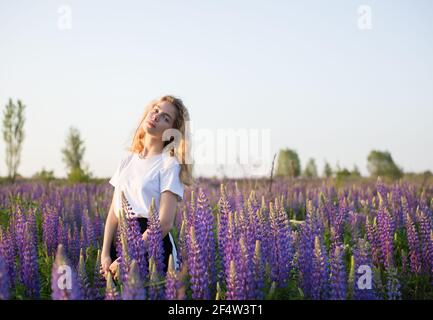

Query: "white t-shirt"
<box><xmin>109</xmin><ymin>151</ymin><xmax>185</xmax><ymax>219</ymax></box>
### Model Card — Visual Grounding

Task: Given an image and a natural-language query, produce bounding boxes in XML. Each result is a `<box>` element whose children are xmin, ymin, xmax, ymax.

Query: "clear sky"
<box><xmin>0</xmin><ymin>0</ymin><xmax>432</xmax><ymax>179</ymax></box>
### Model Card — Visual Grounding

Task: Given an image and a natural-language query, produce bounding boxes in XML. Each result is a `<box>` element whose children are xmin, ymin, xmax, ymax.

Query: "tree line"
<box><xmin>1</xmin><ymin>98</ymin><xmax>91</xmax><ymax>183</ymax></box>
<box><xmin>275</xmin><ymin>148</ymin><xmax>431</xmax><ymax>180</ymax></box>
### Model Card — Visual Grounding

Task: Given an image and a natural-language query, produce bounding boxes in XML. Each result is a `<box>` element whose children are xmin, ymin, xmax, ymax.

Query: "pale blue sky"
<box><xmin>0</xmin><ymin>0</ymin><xmax>432</xmax><ymax>178</ymax></box>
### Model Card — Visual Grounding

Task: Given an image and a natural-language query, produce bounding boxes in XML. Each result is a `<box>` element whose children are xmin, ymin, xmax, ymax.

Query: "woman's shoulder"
<box><xmin>160</xmin><ymin>153</ymin><xmax>181</xmax><ymax>171</ymax></box>
<box><xmin>119</xmin><ymin>150</ymin><xmax>135</xmax><ymax>168</ymax></box>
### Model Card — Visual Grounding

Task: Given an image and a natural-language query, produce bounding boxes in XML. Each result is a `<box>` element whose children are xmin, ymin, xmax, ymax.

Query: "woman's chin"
<box><xmin>143</xmin><ymin>126</ymin><xmax>155</xmax><ymax>133</ymax></box>
<box><xmin>144</xmin><ymin>128</ymin><xmax>161</xmax><ymax>137</ymax></box>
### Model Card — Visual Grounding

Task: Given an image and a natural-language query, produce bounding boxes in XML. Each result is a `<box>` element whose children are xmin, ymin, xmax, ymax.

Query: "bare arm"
<box><xmin>100</xmin><ymin>191</ymin><xmax>118</xmax><ymax>276</ymax></box>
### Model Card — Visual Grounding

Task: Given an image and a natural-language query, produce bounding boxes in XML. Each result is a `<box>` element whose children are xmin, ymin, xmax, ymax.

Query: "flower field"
<box><xmin>0</xmin><ymin>177</ymin><xmax>432</xmax><ymax>300</ymax></box>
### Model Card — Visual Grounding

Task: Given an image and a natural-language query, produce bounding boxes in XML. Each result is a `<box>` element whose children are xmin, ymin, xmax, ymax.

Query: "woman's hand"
<box><xmin>100</xmin><ymin>255</ymin><xmax>112</xmax><ymax>279</ymax></box>
<box><xmin>109</xmin><ymin>258</ymin><xmax>121</xmax><ymax>280</ymax></box>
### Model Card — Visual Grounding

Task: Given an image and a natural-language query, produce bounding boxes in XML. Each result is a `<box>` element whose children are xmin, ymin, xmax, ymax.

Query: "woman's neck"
<box><xmin>140</xmin><ymin>134</ymin><xmax>164</xmax><ymax>157</ymax></box>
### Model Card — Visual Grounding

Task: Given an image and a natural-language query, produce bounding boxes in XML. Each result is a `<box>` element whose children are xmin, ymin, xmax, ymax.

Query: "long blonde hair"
<box><xmin>127</xmin><ymin>95</ymin><xmax>194</xmax><ymax>187</ymax></box>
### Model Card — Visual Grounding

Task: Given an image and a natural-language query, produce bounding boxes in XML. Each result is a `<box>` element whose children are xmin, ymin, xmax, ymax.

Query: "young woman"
<box><xmin>100</xmin><ymin>95</ymin><xmax>194</xmax><ymax>279</ymax></box>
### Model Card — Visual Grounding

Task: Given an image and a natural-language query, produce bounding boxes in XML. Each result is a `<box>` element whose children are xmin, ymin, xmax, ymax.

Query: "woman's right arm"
<box><xmin>100</xmin><ymin>191</ymin><xmax>118</xmax><ymax>277</ymax></box>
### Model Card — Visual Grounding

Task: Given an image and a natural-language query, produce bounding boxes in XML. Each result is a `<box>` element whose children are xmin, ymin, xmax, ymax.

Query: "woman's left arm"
<box><xmin>142</xmin><ymin>190</ymin><xmax>179</xmax><ymax>242</ymax></box>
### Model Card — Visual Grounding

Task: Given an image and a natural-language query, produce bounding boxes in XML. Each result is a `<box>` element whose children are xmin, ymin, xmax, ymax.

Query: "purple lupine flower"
<box><xmin>248</xmin><ymin>190</ymin><xmax>261</xmax><ymax>213</ymax></box>
<box><xmin>376</xmin><ymin>177</ymin><xmax>389</xmax><ymax>207</ymax></box>
<box><xmin>199</xmin><ymin>189</ymin><xmax>217</xmax><ymax>282</ymax></box>
<box><xmin>122</xmin><ymin>260</ymin><xmax>146</xmax><ymax>300</ymax></box>
<box><xmin>165</xmin><ymin>254</ymin><xmax>178</xmax><ymax>300</ymax></box>
<box><xmin>196</xmin><ymin>188</ymin><xmax>217</xmax><ymax>295</ymax></box>
<box><xmin>148</xmin><ymin>257</ymin><xmax>163</xmax><ymax>300</ymax></box>
<box><xmin>243</xmin><ymin>212</ymin><xmax>257</xmax><ymax>299</ymax></box>
<box><xmin>0</xmin><ymin>227</ymin><xmax>16</xmax><ymax>291</ymax></box>
<box><xmin>246</xmin><ymin>196</ymin><xmax>260</xmax><ymax>254</ymax></box>
<box><xmin>120</xmin><ymin>191</ymin><xmax>147</xmax><ymax>278</ymax></box>
<box><xmin>223</xmin><ymin>211</ymin><xmax>237</xmax><ymax>291</ymax></box>
<box><xmin>79</xmin><ymin>226</ymin><xmax>86</xmax><ymax>257</ymax></box>
<box><xmin>404</xmin><ymin>184</ymin><xmax>417</xmax><ymax>214</ymax></box>
<box><xmin>233</xmin><ymin>236</ymin><xmax>247</xmax><ymax>300</ymax></box>
<box><xmin>334</xmin><ymin>196</ymin><xmax>348</xmax><ymax>243</ymax></box>
<box><xmin>42</xmin><ymin>205</ymin><xmax>59</xmax><ymax>257</ymax></box>
<box><xmin>177</xmin><ymin>216</ymin><xmax>187</xmax><ymax>268</ymax></box>
<box><xmin>77</xmin><ymin>248</ymin><xmax>92</xmax><ymax>299</ymax></box>
<box><xmin>115</xmin><ymin>193</ymin><xmax>132</xmax><ymax>285</ymax></box>
<box><xmin>349</xmin><ymin>211</ymin><xmax>361</xmax><ymax>242</ymax></box>
<box><xmin>430</xmin><ymin>230</ymin><xmax>433</xmax><ymax>276</ymax></box>
<box><xmin>268</xmin><ymin>202</ymin><xmax>280</xmax><ymax>285</ymax></box>
<box><xmin>353</xmin><ymin>239</ymin><xmax>377</xmax><ymax>300</ymax></box>
<box><xmin>226</xmin><ymin>260</ymin><xmax>242</xmax><ymax>300</ymax></box>
<box><xmin>126</xmin><ymin>218</ymin><xmax>148</xmax><ymax>281</ymax></box>
<box><xmin>376</xmin><ymin>194</ymin><xmax>394</xmax><ymax>269</ymax></box>
<box><xmin>51</xmin><ymin>244</ymin><xmax>82</xmax><ymax>300</ymax></box>
<box><xmin>390</xmin><ymin>184</ymin><xmax>404</xmax><ymax>227</ymax></box>
<box><xmin>365</xmin><ymin>215</ymin><xmax>382</xmax><ymax>267</ymax></box>
<box><xmin>404</xmin><ymin>213</ymin><xmax>421</xmax><ymax>274</ymax></box>
<box><xmin>147</xmin><ymin>197</ymin><xmax>165</xmax><ymax>276</ymax></box>
<box><xmin>253</xmin><ymin>240</ymin><xmax>265</xmax><ymax>299</ymax></box>
<box><xmin>68</xmin><ymin>223</ymin><xmax>80</xmax><ymax>267</ymax></box>
<box><xmin>277</xmin><ymin>203</ymin><xmax>293</xmax><ymax>285</ymax></box>
<box><xmin>117</xmin><ymin>226</ymin><xmax>131</xmax><ymax>285</ymax></box>
<box><xmin>401</xmin><ymin>194</ymin><xmax>417</xmax><ymax>231</ymax></box>
<box><xmin>418</xmin><ymin>191</ymin><xmax>432</xmax><ymax>221</ymax></box>
<box><xmin>217</xmin><ymin>184</ymin><xmax>231</xmax><ymax>282</ymax></box>
<box><xmin>21</xmin><ymin>222</ymin><xmax>40</xmax><ymax>298</ymax></box>
<box><xmin>27</xmin><ymin>207</ymin><xmax>37</xmax><ymax>244</ymax></box>
<box><xmin>330</xmin><ymin>244</ymin><xmax>346</xmax><ymax>300</ymax></box>
<box><xmin>0</xmin><ymin>254</ymin><xmax>10</xmax><ymax>300</ymax></box>
<box><xmin>93</xmin><ymin>214</ymin><xmax>103</xmax><ymax>245</ymax></box>
<box><xmin>57</xmin><ymin>217</ymin><xmax>68</xmax><ymax>253</ymax></box>
<box><xmin>223</xmin><ymin>209</ymin><xmax>245</xmax><ymax>300</ymax></box>
<box><xmin>290</xmin><ymin>229</ymin><xmax>300</xmax><ymax>276</ymax></box>
<box><xmin>320</xmin><ymin>192</ymin><xmax>335</xmax><ymax>230</ymax></box>
<box><xmin>83</xmin><ymin>209</ymin><xmax>96</xmax><ymax>248</ymax></box>
<box><xmin>187</xmin><ymin>225</ymin><xmax>209</xmax><ymax>299</ymax></box>
<box><xmin>14</xmin><ymin>205</ymin><xmax>27</xmax><ymax>262</ymax></box>
<box><xmin>257</xmin><ymin>203</ymin><xmax>271</xmax><ymax>269</ymax></box>
<box><xmin>105</xmin><ymin>272</ymin><xmax>120</xmax><ymax>300</ymax></box>
<box><xmin>189</xmin><ymin>190</ymin><xmax>197</xmax><ymax>226</ymax></box>
<box><xmin>93</xmin><ymin>249</ymin><xmax>105</xmax><ymax>300</ymax></box>
<box><xmin>104</xmin><ymin>272</ymin><xmax>120</xmax><ymax>300</ymax></box>
<box><xmin>418</xmin><ymin>209</ymin><xmax>433</xmax><ymax>275</ymax></box>
<box><xmin>311</xmin><ymin>235</ymin><xmax>329</xmax><ymax>300</ymax></box>
<box><xmin>268</xmin><ymin>200</ymin><xmax>292</xmax><ymax>288</ymax></box>
<box><xmin>298</xmin><ymin>202</ymin><xmax>315</xmax><ymax>298</ymax></box>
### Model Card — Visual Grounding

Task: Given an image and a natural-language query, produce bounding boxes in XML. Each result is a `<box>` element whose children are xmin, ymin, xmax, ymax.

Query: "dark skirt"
<box><xmin>110</xmin><ymin>217</ymin><xmax>175</xmax><ymax>273</ymax></box>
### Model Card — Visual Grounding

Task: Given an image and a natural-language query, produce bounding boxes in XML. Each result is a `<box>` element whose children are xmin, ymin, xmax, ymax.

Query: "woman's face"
<box><xmin>143</xmin><ymin>100</ymin><xmax>177</xmax><ymax>137</ymax></box>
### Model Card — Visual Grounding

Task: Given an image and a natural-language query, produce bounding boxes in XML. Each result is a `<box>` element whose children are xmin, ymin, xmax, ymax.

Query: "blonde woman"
<box><xmin>100</xmin><ymin>95</ymin><xmax>194</xmax><ymax>279</ymax></box>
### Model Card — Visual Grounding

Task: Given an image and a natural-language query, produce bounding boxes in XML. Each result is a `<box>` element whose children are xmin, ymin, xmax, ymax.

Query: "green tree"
<box><xmin>2</xmin><ymin>99</ymin><xmax>26</xmax><ymax>182</ymax></box>
<box><xmin>275</xmin><ymin>148</ymin><xmax>301</xmax><ymax>177</ymax></box>
<box><xmin>352</xmin><ymin>164</ymin><xmax>361</xmax><ymax>177</ymax></box>
<box><xmin>367</xmin><ymin>150</ymin><xmax>403</xmax><ymax>179</ymax></box>
<box><xmin>335</xmin><ymin>167</ymin><xmax>352</xmax><ymax>180</ymax></box>
<box><xmin>335</xmin><ymin>163</ymin><xmax>362</xmax><ymax>180</ymax></box>
<box><xmin>323</xmin><ymin>160</ymin><xmax>333</xmax><ymax>178</ymax></box>
<box><xmin>303</xmin><ymin>158</ymin><xmax>318</xmax><ymax>178</ymax></box>
<box><xmin>61</xmin><ymin>127</ymin><xmax>92</xmax><ymax>183</ymax></box>
<box><xmin>32</xmin><ymin>167</ymin><xmax>55</xmax><ymax>183</ymax></box>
